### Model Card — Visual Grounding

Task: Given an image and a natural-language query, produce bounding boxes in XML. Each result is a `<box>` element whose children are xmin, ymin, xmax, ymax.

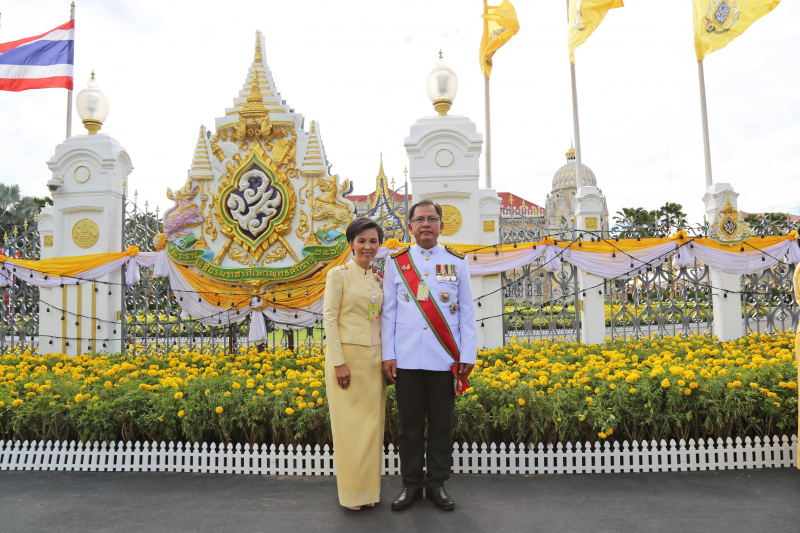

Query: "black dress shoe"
<box><xmin>391</xmin><ymin>487</ymin><xmax>423</xmax><ymax>511</ymax></box>
<box><xmin>426</xmin><ymin>486</ymin><xmax>455</xmax><ymax>511</ymax></box>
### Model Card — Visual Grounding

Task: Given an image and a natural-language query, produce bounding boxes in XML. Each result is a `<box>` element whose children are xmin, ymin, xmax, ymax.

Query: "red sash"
<box><xmin>393</xmin><ymin>251</ymin><xmax>468</xmax><ymax>395</ymax></box>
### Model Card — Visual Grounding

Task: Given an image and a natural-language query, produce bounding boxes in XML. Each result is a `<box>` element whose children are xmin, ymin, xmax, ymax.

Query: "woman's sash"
<box><xmin>393</xmin><ymin>251</ymin><xmax>468</xmax><ymax>394</ymax></box>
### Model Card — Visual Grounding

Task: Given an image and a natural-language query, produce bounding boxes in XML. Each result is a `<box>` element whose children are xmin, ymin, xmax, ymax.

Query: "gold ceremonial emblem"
<box><xmin>449</xmin><ymin>302</ymin><xmax>458</xmax><ymax>315</ymax></box>
<box><xmin>73</xmin><ymin>165</ymin><xmax>91</xmax><ymax>184</ymax></box>
<box><xmin>709</xmin><ymin>191</ymin><xmax>752</xmax><ymax>245</ymax></box>
<box><xmin>71</xmin><ymin>219</ymin><xmax>99</xmax><ymax>249</ymax></box>
<box><xmin>585</xmin><ymin>217</ymin><xmax>598</xmax><ymax>230</ymax></box>
<box><xmin>440</xmin><ymin>205</ymin><xmax>462</xmax><ymax>237</ymax></box>
<box><xmin>43</xmin><ymin>236</ymin><xmax>53</xmax><ymax>247</ymax></box>
<box><xmin>483</xmin><ymin>220</ymin><xmax>495</xmax><ymax>233</ymax></box>
<box><xmin>438</xmin><ymin>289</ymin><xmax>451</xmax><ymax>303</ymax></box>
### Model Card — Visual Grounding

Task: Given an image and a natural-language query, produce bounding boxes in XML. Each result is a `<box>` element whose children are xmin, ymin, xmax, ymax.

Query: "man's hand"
<box><xmin>382</xmin><ymin>360</ymin><xmax>397</xmax><ymax>385</ymax></box>
<box><xmin>457</xmin><ymin>363</ymin><xmax>474</xmax><ymax>380</ymax></box>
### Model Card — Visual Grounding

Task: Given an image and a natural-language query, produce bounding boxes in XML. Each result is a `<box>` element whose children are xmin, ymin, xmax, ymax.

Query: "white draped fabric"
<box><xmin>0</xmin><ymin>234</ymin><xmax>796</xmax><ymax>330</ymax></box>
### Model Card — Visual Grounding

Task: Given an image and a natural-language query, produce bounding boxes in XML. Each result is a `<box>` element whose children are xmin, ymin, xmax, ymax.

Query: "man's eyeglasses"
<box><xmin>410</xmin><ymin>216</ymin><xmax>442</xmax><ymax>225</ymax></box>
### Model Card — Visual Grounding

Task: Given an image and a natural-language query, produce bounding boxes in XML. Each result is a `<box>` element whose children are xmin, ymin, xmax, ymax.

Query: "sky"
<box><xmin>0</xmin><ymin>0</ymin><xmax>797</xmax><ymax>223</ymax></box>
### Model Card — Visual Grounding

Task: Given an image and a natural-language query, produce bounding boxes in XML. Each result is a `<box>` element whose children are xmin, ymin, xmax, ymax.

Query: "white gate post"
<box><xmin>703</xmin><ymin>183</ymin><xmax>744</xmax><ymax>341</ymax></box>
<box><xmin>38</xmin><ymin>132</ymin><xmax>132</xmax><ymax>356</ymax></box>
<box><xmin>574</xmin><ymin>186</ymin><xmax>608</xmax><ymax>344</ymax></box>
<box><xmin>404</xmin><ymin>54</ymin><xmax>503</xmax><ymax>349</ymax></box>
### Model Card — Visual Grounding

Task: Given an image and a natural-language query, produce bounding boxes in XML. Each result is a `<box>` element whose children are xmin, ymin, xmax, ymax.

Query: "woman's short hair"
<box><xmin>345</xmin><ymin>217</ymin><xmax>385</xmax><ymax>244</ymax></box>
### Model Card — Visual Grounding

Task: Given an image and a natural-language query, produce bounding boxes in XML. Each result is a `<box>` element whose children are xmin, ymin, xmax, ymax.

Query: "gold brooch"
<box><xmin>438</xmin><ymin>290</ymin><xmax>451</xmax><ymax>303</ymax></box>
<box><xmin>449</xmin><ymin>302</ymin><xmax>458</xmax><ymax>314</ymax></box>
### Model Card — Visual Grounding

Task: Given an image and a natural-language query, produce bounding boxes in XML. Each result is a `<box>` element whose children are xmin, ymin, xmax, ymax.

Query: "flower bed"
<box><xmin>0</xmin><ymin>332</ymin><xmax>795</xmax><ymax>447</ymax></box>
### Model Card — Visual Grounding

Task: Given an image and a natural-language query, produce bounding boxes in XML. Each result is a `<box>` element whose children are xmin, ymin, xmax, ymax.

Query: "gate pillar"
<box><xmin>38</xmin><ymin>131</ymin><xmax>133</xmax><ymax>356</ymax></box>
<box><xmin>574</xmin><ymin>186</ymin><xmax>608</xmax><ymax>344</ymax></box>
<box><xmin>404</xmin><ymin>55</ymin><xmax>502</xmax><ymax>349</ymax></box>
<box><xmin>703</xmin><ymin>183</ymin><xmax>744</xmax><ymax>341</ymax></box>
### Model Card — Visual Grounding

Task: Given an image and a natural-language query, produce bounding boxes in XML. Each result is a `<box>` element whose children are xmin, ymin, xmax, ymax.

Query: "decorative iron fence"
<box><xmin>0</xmin><ymin>217</ymin><xmax>40</xmax><ymax>350</ymax></box>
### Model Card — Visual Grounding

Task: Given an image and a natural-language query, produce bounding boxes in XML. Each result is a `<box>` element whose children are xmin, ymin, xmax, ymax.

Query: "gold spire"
<box><xmin>300</xmin><ymin>121</ymin><xmax>324</xmax><ymax>176</ymax></box>
<box><xmin>189</xmin><ymin>125</ymin><xmax>213</xmax><ymax>180</ymax></box>
<box><xmin>239</xmin><ymin>71</ymin><xmax>267</xmax><ymax>120</ymax></box>
<box><xmin>254</xmin><ymin>31</ymin><xmax>263</xmax><ymax>64</ymax></box>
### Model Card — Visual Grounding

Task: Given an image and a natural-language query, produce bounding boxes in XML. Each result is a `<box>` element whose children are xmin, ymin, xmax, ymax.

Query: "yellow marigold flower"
<box><xmin>472</xmin><ymin>395</ymin><xmax>479</xmax><ymax>401</ymax></box>
<box><xmin>684</xmin><ymin>388</ymin><xmax>692</xmax><ymax>395</ymax></box>
<box><xmin>74</xmin><ymin>394</ymin><xmax>84</xmax><ymax>403</ymax></box>
<box><xmin>726</xmin><ymin>382</ymin><xmax>734</xmax><ymax>389</ymax></box>
<box><xmin>606</xmin><ymin>429</ymin><xmax>613</xmax><ymax>436</ymax></box>
<box><xmin>178</xmin><ymin>410</ymin><xmax>184</xmax><ymax>418</ymax></box>
<box><xmin>598</xmin><ymin>432</ymin><xmax>607</xmax><ymax>439</ymax></box>
<box><xmin>677</xmin><ymin>380</ymin><xmax>685</xmax><ymax>387</ymax></box>
<box><xmin>586</xmin><ymin>397</ymin><xmax>593</xmax><ymax>406</ymax></box>
<box><xmin>773</xmin><ymin>402</ymin><xmax>780</xmax><ymax>408</ymax></box>
<box><xmin>578</xmin><ymin>415</ymin><xmax>585</xmax><ymax>421</ymax></box>
<box><xmin>224</xmin><ymin>391</ymin><xmax>231</xmax><ymax>397</ymax></box>
<box><xmin>689</xmin><ymin>382</ymin><xmax>698</xmax><ymax>389</ymax></box>
<box><xmin>661</xmin><ymin>379</ymin><xmax>670</xmax><ymax>388</ymax></box>
<box><xmin>103</xmin><ymin>381</ymin><xmax>112</xmax><ymax>388</ymax></box>
<box><xmin>594</xmin><ymin>388</ymin><xmax>600</xmax><ymax>394</ymax></box>
<box><xmin>274</xmin><ymin>390</ymin><xmax>282</xmax><ymax>396</ymax></box>
<box><xmin>629</xmin><ymin>387</ymin><xmax>636</xmax><ymax>394</ymax></box>
<box><xmin>285</xmin><ymin>407</ymin><xmax>294</xmax><ymax>415</ymax></box>
<box><xmin>317</xmin><ymin>398</ymin><xmax>324</xmax><ymax>405</ymax></box>
<box><xmin>257</xmin><ymin>389</ymin><xmax>265</xmax><ymax>396</ymax></box>
<box><xmin>12</xmin><ymin>399</ymin><xmax>23</xmax><ymax>406</ymax></box>
<box><xmin>518</xmin><ymin>398</ymin><xmax>525</xmax><ymax>406</ymax></box>
<box><xmin>174</xmin><ymin>392</ymin><xmax>183</xmax><ymax>400</ymax></box>
<box><xmin>609</xmin><ymin>383</ymin><xmax>616</xmax><ymax>390</ymax></box>
<box><xmin>215</xmin><ymin>406</ymin><xmax>223</xmax><ymax>414</ymax></box>
<box><xmin>204</xmin><ymin>389</ymin><xmax>210</xmax><ymax>396</ymax></box>
<box><xmin>232</xmin><ymin>382</ymin><xmax>241</xmax><ymax>389</ymax></box>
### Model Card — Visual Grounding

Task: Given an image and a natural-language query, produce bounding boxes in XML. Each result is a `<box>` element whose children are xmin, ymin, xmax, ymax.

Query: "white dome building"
<box><xmin>544</xmin><ymin>146</ymin><xmax>609</xmax><ymax>236</ymax></box>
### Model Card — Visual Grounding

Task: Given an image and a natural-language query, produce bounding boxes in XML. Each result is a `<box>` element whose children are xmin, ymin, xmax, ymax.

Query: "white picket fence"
<box><xmin>0</xmin><ymin>436</ymin><xmax>795</xmax><ymax>475</ymax></box>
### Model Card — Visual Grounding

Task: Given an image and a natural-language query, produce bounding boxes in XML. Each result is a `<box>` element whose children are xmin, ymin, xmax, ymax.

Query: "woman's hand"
<box><xmin>335</xmin><ymin>364</ymin><xmax>352</xmax><ymax>390</ymax></box>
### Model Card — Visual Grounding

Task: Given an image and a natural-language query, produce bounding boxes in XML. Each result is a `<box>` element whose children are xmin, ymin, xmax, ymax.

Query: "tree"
<box><xmin>0</xmin><ymin>183</ymin><xmax>49</xmax><ymax>238</ymax></box>
<box><xmin>656</xmin><ymin>202</ymin><xmax>686</xmax><ymax>234</ymax></box>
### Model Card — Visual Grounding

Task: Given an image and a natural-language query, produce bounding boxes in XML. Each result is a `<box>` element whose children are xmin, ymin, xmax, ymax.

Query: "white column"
<box><xmin>702</xmin><ymin>183</ymin><xmax>743</xmax><ymax>341</ymax></box>
<box><xmin>39</xmin><ymin>133</ymin><xmax>133</xmax><ymax>355</ymax></box>
<box><xmin>574</xmin><ymin>185</ymin><xmax>607</xmax><ymax>344</ymax></box>
<box><xmin>405</xmin><ymin>113</ymin><xmax>504</xmax><ymax>349</ymax></box>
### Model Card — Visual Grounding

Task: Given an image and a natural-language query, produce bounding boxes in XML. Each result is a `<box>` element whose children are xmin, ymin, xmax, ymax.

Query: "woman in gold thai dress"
<box><xmin>324</xmin><ymin>218</ymin><xmax>386</xmax><ymax>510</ymax></box>
<box><xmin>795</xmin><ymin>263</ymin><xmax>799</xmax><ymax>470</ymax></box>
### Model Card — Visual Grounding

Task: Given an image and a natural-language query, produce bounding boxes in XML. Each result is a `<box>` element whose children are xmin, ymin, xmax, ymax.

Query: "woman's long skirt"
<box><xmin>325</xmin><ymin>343</ymin><xmax>387</xmax><ymax>506</ymax></box>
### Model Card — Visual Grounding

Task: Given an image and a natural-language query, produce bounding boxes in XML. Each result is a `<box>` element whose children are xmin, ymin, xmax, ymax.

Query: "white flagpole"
<box><xmin>66</xmin><ymin>2</ymin><xmax>75</xmax><ymax>138</ymax></box>
<box><xmin>567</xmin><ymin>0</ymin><xmax>583</xmax><ymax>196</ymax></box>
<box><xmin>697</xmin><ymin>60</ymin><xmax>713</xmax><ymax>188</ymax></box>
<box><xmin>484</xmin><ymin>75</ymin><xmax>492</xmax><ymax>189</ymax></box>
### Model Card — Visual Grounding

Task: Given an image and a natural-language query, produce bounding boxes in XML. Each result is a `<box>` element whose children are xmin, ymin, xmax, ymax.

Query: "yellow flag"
<box><xmin>568</xmin><ymin>0</ymin><xmax>624</xmax><ymax>63</ymax></box>
<box><xmin>694</xmin><ymin>0</ymin><xmax>780</xmax><ymax>61</ymax></box>
<box><xmin>479</xmin><ymin>0</ymin><xmax>520</xmax><ymax>79</ymax></box>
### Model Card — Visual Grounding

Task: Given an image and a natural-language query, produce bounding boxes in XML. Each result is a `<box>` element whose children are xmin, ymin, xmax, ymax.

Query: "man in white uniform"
<box><xmin>382</xmin><ymin>199</ymin><xmax>477</xmax><ymax>511</ymax></box>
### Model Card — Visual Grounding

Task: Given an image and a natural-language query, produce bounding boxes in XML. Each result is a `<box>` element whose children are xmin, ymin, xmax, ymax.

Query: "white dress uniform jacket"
<box><xmin>381</xmin><ymin>244</ymin><xmax>477</xmax><ymax>371</ymax></box>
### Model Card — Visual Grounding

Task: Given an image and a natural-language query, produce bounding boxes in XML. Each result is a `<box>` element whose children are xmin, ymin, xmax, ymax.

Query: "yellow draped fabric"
<box><xmin>177</xmin><ymin>246</ymin><xmax>351</xmax><ymax>311</ymax></box>
<box><xmin>3</xmin><ymin>249</ymin><xmax>135</xmax><ymax>277</ymax></box>
<box><xmin>568</xmin><ymin>0</ymin><xmax>624</xmax><ymax>63</ymax></box>
<box><xmin>694</xmin><ymin>0</ymin><xmax>780</xmax><ymax>61</ymax></box>
<box><xmin>479</xmin><ymin>0</ymin><xmax>520</xmax><ymax>79</ymax></box>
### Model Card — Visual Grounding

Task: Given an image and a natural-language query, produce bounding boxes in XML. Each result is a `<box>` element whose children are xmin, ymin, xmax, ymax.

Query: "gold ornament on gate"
<box><xmin>72</xmin><ymin>219</ymin><xmax>99</xmax><ymax>249</ymax></box>
<box><xmin>709</xmin><ymin>191</ymin><xmax>752</xmax><ymax>245</ymax></box>
<box><xmin>440</xmin><ymin>205</ymin><xmax>462</xmax><ymax>236</ymax></box>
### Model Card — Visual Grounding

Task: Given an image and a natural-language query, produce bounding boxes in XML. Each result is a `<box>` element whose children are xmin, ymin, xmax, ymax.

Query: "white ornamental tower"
<box><xmin>404</xmin><ymin>53</ymin><xmax>503</xmax><ymax>349</ymax></box>
<box><xmin>38</xmin><ymin>73</ymin><xmax>132</xmax><ymax>355</ymax></box>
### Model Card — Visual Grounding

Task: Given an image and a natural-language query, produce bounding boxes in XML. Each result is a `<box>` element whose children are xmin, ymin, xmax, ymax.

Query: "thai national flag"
<box><xmin>0</xmin><ymin>20</ymin><xmax>74</xmax><ymax>92</ymax></box>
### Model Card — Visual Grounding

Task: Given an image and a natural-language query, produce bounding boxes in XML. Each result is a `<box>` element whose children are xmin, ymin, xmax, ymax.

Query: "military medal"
<box><xmin>438</xmin><ymin>289</ymin><xmax>451</xmax><ymax>303</ymax></box>
<box><xmin>449</xmin><ymin>302</ymin><xmax>458</xmax><ymax>314</ymax></box>
<box><xmin>451</xmin><ymin>265</ymin><xmax>458</xmax><ymax>281</ymax></box>
<box><xmin>404</xmin><ymin>293</ymin><xmax>410</xmax><ymax>302</ymax></box>
<box><xmin>436</xmin><ymin>265</ymin><xmax>443</xmax><ymax>281</ymax></box>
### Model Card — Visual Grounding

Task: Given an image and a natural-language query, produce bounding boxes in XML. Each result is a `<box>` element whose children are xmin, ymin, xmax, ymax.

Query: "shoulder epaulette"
<box><xmin>445</xmin><ymin>245</ymin><xmax>466</xmax><ymax>259</ymax></box>
<box><xmin>390</xmin><ymin>246</ymin><xmax>410</xmax><ymax>258</ymax></box>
